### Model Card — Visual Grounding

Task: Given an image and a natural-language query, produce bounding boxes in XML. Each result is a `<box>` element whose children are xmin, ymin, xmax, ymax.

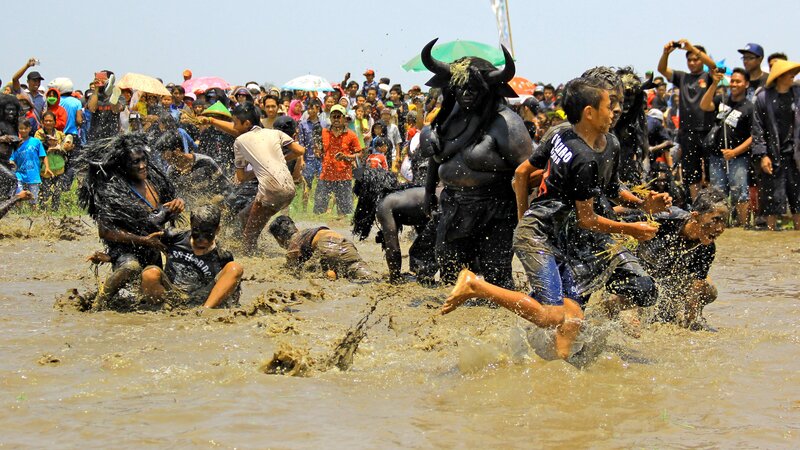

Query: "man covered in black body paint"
<box><xmin>78</xmin><ymin>133</ymin><xmax>185</xmax><ymax>309</ymax></box>
<box><xmin>419</xmin><ymin>38</ymin><xmax>531</xmax><ymax>288</ymax></box>
<box><xmin>352</xmin><ymin>167</ymin><xmax>439</xmax><ymax>284</ymax></box>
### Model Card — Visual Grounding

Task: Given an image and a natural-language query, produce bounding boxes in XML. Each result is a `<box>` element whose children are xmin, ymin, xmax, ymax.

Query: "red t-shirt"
<box><xmin>366</xmin><ymin>153</ymin><xmax>388</xmax><ymax>170</ymax></box>
<box><xmin>320</xmin><ymin>128</ymin><xmax>360</xmax><ymax>181</ymax></box>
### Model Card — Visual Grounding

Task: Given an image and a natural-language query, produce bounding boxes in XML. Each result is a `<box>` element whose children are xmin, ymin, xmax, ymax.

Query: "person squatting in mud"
<box><xmin>140</xmin><ymin>204</ymin><xmax>244</xmax><ymax>309</ymax></box>
<box><xmin>351</xmin><ymin>167</ymin><xmax>439</xmax><ymax>285</ymax></box>
<box><xmin>268</xmin><ymin>215</ymin><xmax>374</xmax><ymax>281</ymax></box>
<box><xmin>622</xmin><ymin>188</ymin><xmax>728</xmax><ymax>331</ymax></box>
<box><xmin>78</xmin><ymin>133</ymin><xmax>185</xmax><ymax>308</ymax></box>
<box><xmin>418</xmin><ymin>38</ymin><xmax>531</xmax><ymax>289</ymax></box>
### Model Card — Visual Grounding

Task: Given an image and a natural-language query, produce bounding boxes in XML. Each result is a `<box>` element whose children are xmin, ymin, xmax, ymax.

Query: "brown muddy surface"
<box><xmin>1</xmin><ymin>216</ymin><xmax>799</xmax><ymax>448</ymax></box>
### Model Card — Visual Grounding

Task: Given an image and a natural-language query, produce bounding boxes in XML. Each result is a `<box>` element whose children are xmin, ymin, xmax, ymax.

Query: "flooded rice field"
<box><xmin>1</xmin><ymin>216</ymin><xmax>799</xmax><ymax>448</ymax></box>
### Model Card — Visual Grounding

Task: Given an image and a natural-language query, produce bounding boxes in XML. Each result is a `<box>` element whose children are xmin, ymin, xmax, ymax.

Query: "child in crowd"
<box><xmin>10</xmin><ymin>119</ymin><xmax>50</xmax><ymax>205</ymax></box>
<box><xmin>34</xmin><ymin>111</ymin><xmax>73</xmax><ymax>210</ymax></box>
<box><xmin>140</xmin><ymin>205</ymin><xmax>244</xmax><ymax>308</ymax></box>
<box><xmin>268</xmin><ymin>215</ymin><xmax>374</xmax><ymax>280</ymax></box>
<box><xmin>366</xmin><ymin>137</ymin><xmax>389</xmax><ymax>170</ymax></box>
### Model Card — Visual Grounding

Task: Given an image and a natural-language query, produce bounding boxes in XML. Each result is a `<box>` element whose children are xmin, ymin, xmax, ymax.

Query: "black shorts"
<box><xmin>678</xmin><ymin>129</ymin><xmax>709</xmax><ymax>185</ymax></box>
<box><xmin>758</xmin><ymin>153</ymin><xmax>800</xmax><ymax>215</ymax></box>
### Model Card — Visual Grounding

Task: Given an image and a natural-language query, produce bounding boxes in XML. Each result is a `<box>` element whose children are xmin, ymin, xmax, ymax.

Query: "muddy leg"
<box><xmin>94</xmin><ymin>260</ymin><xmax>142</xmax><ymax>309</ymax></box>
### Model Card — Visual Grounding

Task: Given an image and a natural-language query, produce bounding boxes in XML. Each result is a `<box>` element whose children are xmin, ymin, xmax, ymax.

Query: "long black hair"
<box><xmin>77</xmin><ymin>133</ymin><xmax>176</xmax><ymax>235</ymax></box>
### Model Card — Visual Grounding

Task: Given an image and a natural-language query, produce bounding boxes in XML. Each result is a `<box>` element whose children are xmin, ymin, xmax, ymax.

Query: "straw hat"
<box><xmin>766</xmin><ymin>59</ymin><xmax>800</xmax><ymax>88</ymax></box>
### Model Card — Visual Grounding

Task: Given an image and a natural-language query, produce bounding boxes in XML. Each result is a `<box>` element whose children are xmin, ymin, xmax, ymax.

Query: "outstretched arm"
<box><xmin>11</xmin><ymin>58</ymin><xmax>36</xmax><ymax>92</ymax></box>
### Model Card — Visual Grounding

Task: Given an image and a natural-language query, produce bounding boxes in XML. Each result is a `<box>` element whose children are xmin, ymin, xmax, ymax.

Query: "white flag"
<box><xmin>490</xmin><ymin>0</ymin><xmax>513</xmax><ymax>55</ymax></box>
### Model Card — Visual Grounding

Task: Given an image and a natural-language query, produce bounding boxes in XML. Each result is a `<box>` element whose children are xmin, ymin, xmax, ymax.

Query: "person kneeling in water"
<box><xmin>626</xmin><ymin>188</ymin><xmax>728</xmax><ymax>330</ymax></box>
<box><xmin>140</xmin><ymin>205</ymin><xmax>244</xmax><ymax>308</ymax></box>
<box><xmin>442</xmin><ymin>269</ymin><xmax>585</xmax><ymax>361</ymax></box>
<box><xmin>268</xmin><ymin>215</ymin><xmax>374</xmax><ymax>280</ymax></box>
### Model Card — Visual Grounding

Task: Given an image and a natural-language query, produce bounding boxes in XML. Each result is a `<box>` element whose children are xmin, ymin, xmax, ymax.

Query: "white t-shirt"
<box><xmin>233</xmin><ymin>126</ymin><xmax>295</xmax><ymax>195</ymax></box>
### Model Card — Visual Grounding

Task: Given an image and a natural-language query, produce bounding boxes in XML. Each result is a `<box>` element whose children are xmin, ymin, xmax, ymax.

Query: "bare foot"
<box><xmin>441</xmin><ymin>269</ymin><xmax>478</xmax><ymax>314</ymax></box>
<box><xmin>554</xmin><ymin>298</ymin><xmax>584</xmax><ymax>359</ymax></box>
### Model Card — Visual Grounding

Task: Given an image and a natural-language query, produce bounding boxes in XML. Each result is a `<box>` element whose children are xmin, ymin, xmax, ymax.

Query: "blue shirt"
<box><xmin>298</xmin><ymin>118</ymin><xmax>327</xmax><ymax>161</ymax></box>
<box><xmin>10</xmin><ymin>137</ymin><xmax>46</xmax><ymax>184</ymax></box>
<box><xmin>178</xmin><ymin>127</ymin><xmax>197</xmax><ymax>153</ymax></box>
<box><xmin>60</xmin><ymin>95</ymin><xmax>83</xmax><ymax>135</ymax></box>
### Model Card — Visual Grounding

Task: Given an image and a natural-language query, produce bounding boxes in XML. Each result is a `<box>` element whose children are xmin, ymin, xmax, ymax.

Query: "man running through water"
<box><xmin>443</xmin><ymin>77</ymin><xmax>658</xmax><ymax>360</ymax></box>
<box><xmin>515</xmin><ymin>67</ymin><xmax>671</xmax><ymax>329</ymax></box>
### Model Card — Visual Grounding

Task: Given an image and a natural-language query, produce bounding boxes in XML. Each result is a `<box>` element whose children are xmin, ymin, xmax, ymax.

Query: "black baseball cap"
<box><xmin>27</xmin><ymin>71</ymin><xmax>44</xmax><ymax>81</ymax></box>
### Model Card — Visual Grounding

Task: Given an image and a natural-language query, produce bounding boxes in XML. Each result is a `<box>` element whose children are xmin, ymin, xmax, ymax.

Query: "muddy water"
<box><xmin>1</xmin><ymin>217</ymin><xmax>799</xmax><ymax>448</ymax></box>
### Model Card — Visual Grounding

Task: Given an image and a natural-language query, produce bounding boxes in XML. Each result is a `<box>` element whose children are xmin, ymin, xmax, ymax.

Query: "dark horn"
<box><xmin>421</xmin><ymin>38</ymin><xmax>450</xmax><ymax>77</ymax></box>
<box><xmin>486</xmin><ymin>44</ymin><xmax>515</xmax><ymax>84</ymax></box>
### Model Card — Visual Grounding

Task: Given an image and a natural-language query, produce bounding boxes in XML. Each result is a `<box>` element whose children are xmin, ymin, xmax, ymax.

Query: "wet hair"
<box><xmin>231</xmin><ymin>102</ymin><xmax>261</xmax><ymax>128</ymax></box>
<box><xmin>767</xmin><ymin>52</ymin><xmax>788</xmax><ymax>64</ymax></box>
<box><xmin>731</xmin><ymin>67</ymin><xmax>749</xmax><ymax>82</ymax></box>
<box><xmin>155</xmin><ymin>130</ymin><xmax>183</xmax><ymax>154</ymax></box>
<box><xmin>352</xmin><ymin>167</ymin><xmax>402</xmax><ymax>240</ymax></box>
<box><xmin>273</xmin><ymin>116</ymin><xmax>297</xmax><ymax>137</ymax></box>
<box><xmin>41</xmin><ymin>110</ymin><xmax>57</xmax><ymax>122</ymax></box>
<box><xmin>268</xmin><ymin>215</ymin><xmax>298</xmax><ymax>243</ymax></box>
<box><xmin>77</xmin><ymin>133</ymin><xmax>176</xmax><ymax>230</ymax></box>
<box><xmin>581</xmin><ymin>66</ymin><xmax>622</xmax><ymax>92</ymax></box>
<box><xmin>158</xmin><ymin>113</ymin><xmax>177</xmax><ymax>130</ymax></box>
<box><xmin>562</xmin><ymin>77</ymin><xmax>606</xmax><ymax>125</ymax></box>
<box><xmin>692</xmin><ymin>187</ymin><xmax>728</xmax><ymax>214</ymax></box>
<box><xmin>18</xmin><ymin>117</ymin><xmax>31</xmax><ymax>128</ymax></box>
<box><xmin>191</xmin><ymin>204</ymin><xmax>221</xmax><ymax>231</ymax></box>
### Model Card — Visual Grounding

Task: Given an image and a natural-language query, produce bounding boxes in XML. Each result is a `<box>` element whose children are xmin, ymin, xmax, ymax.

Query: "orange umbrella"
<box><xmin>508</xmin><ymin>76</ymin><xmax>536</xmax><ymax>96</ymax></box>
<box><xmin>117</xmin><ymin>73</ymin><xmax>171</xmax><ymax>96</ymax></box>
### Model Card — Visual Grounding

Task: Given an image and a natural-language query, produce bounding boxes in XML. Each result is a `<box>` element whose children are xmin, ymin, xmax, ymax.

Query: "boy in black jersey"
<box><xmin>140</xmin><ymin>205</ymin><xmax>244</xmax><ymax>308</ymax></box>
<box><xmin>513</xmin><ymin>71</ymin><xmax>670</xmax><ymax>323</ymax></box>
<box><xmin>442</xmin><ymin>77</ymin><xmax>659</xmax><ymax>360</ymax></box>
<box><xmin>268</xmin><ymin>215</ymin><xmax>374</xmax><ymax>280</ymax></box>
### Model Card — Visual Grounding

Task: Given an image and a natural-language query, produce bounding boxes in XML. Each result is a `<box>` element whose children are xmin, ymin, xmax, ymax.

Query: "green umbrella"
<box><xmin>402</xmin><ymin>40</ymin><xmax>509</xmax><ymax>72</ymax></box>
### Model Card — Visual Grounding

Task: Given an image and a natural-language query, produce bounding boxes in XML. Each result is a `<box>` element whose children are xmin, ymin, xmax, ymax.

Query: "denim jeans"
<box><xmin>709</xmin><ymin>155</ymin><xmax>749</xmax><ymax>204</ymax></box>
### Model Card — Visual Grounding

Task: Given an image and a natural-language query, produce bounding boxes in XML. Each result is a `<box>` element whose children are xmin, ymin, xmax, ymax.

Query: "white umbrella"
<box><xmin>282</xmin><ymin>75</ymin><xmax>334</xmax><ymax>92</ymax></box>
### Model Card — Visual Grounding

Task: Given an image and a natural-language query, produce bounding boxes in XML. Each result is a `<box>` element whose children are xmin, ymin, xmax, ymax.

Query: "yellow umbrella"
<box><xmin>117</xmin><ymin>72</ymin><xmax>171</xmax><ymax>96</ymax></box>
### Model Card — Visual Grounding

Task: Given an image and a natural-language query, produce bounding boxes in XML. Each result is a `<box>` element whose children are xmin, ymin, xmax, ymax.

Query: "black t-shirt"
<box><xmin>746</xmin><ymin>73</ymin><xmax>769</xmax><ymax>101</ymax></box>
<box><xmin>672</xmin><ymin>70</ymin><xmax>715</xmax><ymax>131</ymax></box>
<box><xmin>775</xmin><ymin>91</ymin><xmax>795</xmax><ymax>151</ymax></box>
<box><xmin>162</xmin><ymin>230</ymin><xmax>234</xmax><ymax>293</ymax></box>
<box><xmin>530</xmin><ymin>127</ymin><xmax>599</xmax><ymax>207</ymax></box>
<box><xmin>631</xmin><ymin>208</ymin><xmax>715</xmax><ymax>281</ymax></box>
<box><xmin>166</xmin><ymin>153</ymin><xmax>230</xmax><ymax>207</ymax></box>
<box><xmin>88</xmin><ymin>99</ymin><xmax>120</xmax><ymax>142</ymax></box>
<box><xmin>650</xmin><ymin>95</ymin><xmax>669</xmax><ymax>112</ymax></box>
<box><xmin>711</xmin><ymin>96</ymin><xmax>754</xmax><ymax>156</ymax></box>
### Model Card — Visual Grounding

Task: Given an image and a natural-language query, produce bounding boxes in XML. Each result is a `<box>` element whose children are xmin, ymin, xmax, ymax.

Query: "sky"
<box><xmin>1</xmin><ymin>0</ymin><xmax>797</xmax><ymax>92</ymax></box>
